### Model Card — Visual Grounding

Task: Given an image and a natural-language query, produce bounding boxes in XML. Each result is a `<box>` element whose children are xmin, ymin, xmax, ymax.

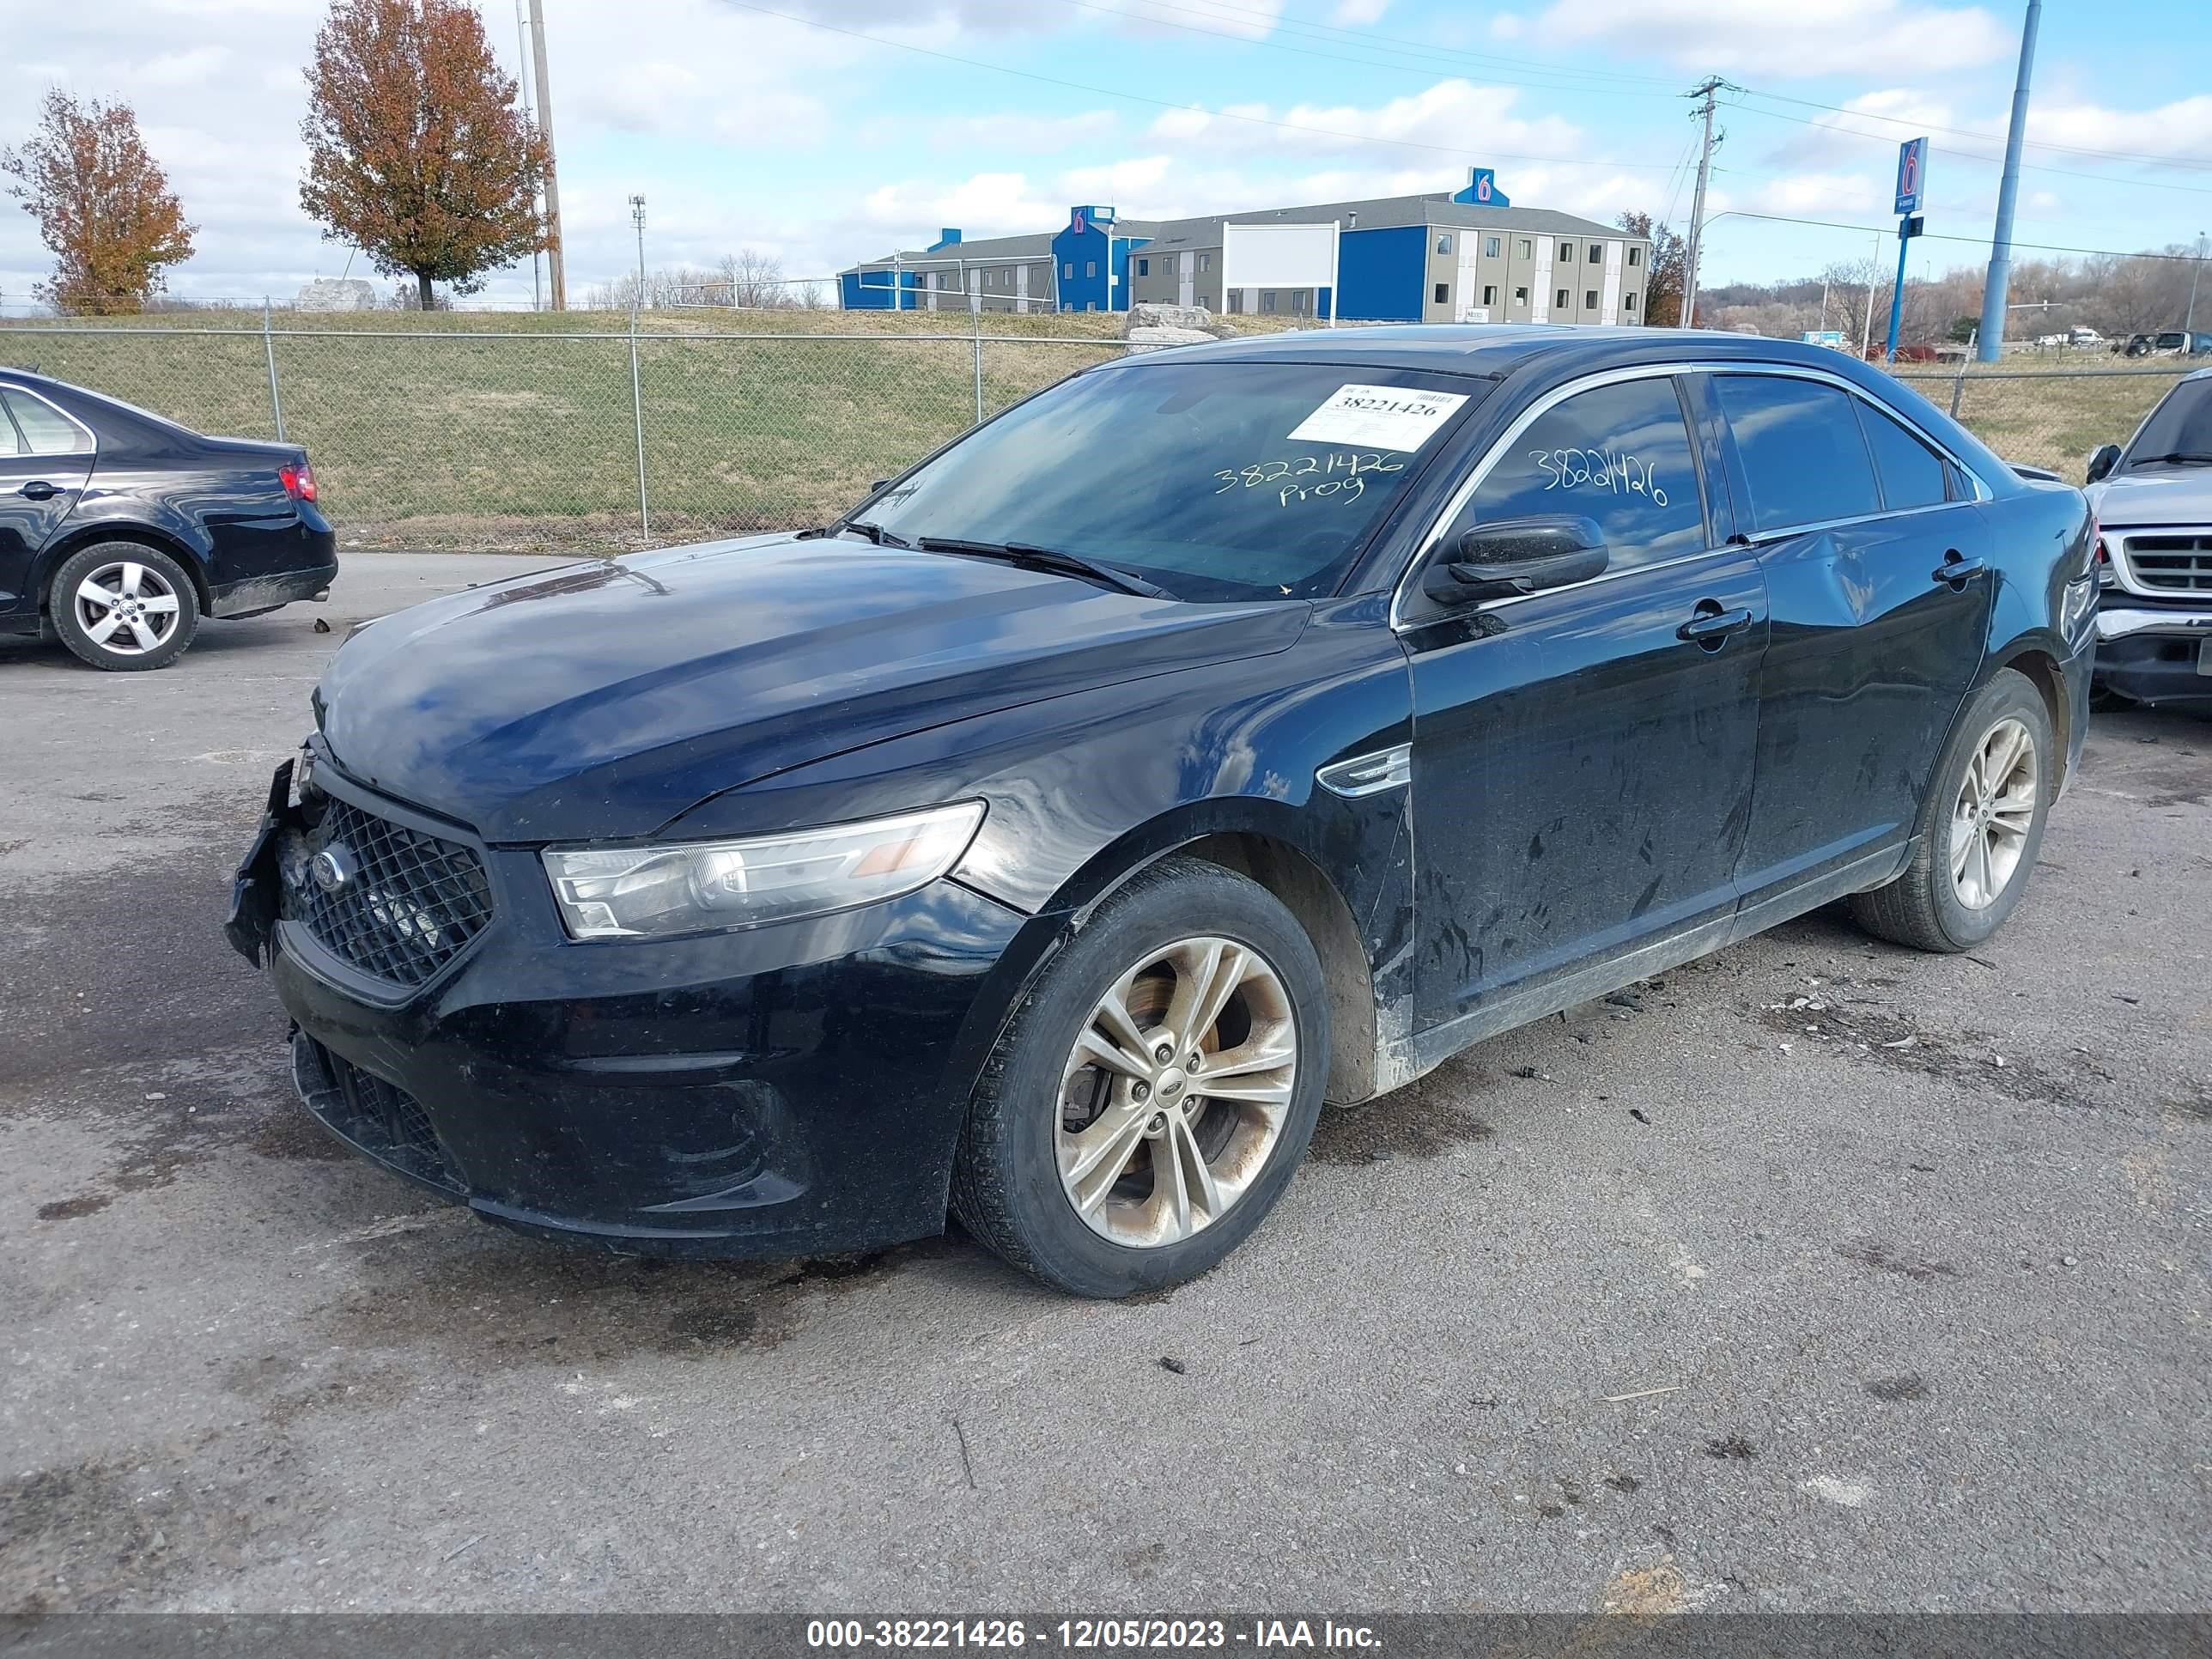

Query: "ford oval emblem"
<box><xmin>311</xmin><ymin>844</ymin><xmax>356</xmax><ymax>894</ymax></box>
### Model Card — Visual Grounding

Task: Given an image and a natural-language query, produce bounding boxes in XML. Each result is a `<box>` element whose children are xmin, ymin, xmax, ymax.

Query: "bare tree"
<box><xmin>719</xmin><ymin>248</ymin><xmax>791</xmax><ymax>308</ymax></box>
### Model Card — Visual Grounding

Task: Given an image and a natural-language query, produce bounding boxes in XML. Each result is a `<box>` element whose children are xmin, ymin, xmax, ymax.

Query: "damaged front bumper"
<box><xmin>2094</xmin><ymin>603</ymin><xmax>2212</xmax><ymax>706</ymax></box>
<box><xmin>227</xmin><ymin>755</ymin><xmax>1043</xmax><ymax>1259</ymax></box>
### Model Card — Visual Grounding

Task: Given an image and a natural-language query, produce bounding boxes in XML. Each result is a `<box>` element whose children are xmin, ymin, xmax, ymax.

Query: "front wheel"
<box><xmin>951</xmin><ymin>854</ymin><xmax>1329</xmax><ymax>1297</ymax></box>
<box><xmin>1849</xmin><ymin>667</ymin><xmax>2054</xmax><ymax>952</ymax></box>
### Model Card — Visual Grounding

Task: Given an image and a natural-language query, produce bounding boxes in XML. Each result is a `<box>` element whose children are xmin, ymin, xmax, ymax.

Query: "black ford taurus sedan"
<box><xmin>227</xmin><ymin>327</ymin><xmax>2095</xmax><ymax>1297</ymax></box>
<box><xmin>0</xmin><ymin>370</ymin><xmax>337</xmax><ymax>670</ymax></box>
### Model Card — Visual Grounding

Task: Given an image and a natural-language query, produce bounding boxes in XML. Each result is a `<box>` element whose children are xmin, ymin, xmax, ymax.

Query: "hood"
<box><xmin>2089</xmin><ymin>465</ymin><xmax>2212</xmax><ymax>529</ymax></box>
<box><xmin>316</xmin><ymin>534</ymin><xmax>1310</xmax><ymax>841</ymax></box>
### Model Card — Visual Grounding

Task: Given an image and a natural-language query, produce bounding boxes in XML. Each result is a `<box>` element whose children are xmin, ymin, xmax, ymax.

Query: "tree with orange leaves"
<box><xmin>300</xmin><ymin>0</ymin><xmax>549</xmax><ymax>310</ymax></box>
<box><xmin>2</xmin><ymin>89</ymin><xmax>198</xmax><ymax>315</ymax></box>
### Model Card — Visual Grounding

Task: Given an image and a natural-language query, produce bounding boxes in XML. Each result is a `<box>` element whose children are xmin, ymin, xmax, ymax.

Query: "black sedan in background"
<box><xmin>0</xmin><ymin>370</ymin><xmax>336</xmax><ymax>670</ymax></box>
<box><xmin>228</xmin><ymin>326</ymin><xmax>2095</xmax><ymax>1298</ymax></box>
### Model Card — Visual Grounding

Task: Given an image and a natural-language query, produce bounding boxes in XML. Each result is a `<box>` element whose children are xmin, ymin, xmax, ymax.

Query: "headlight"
<box><xmin>543</xmin><ymin>801</ymin><xmax>986</xmax><ymax>940</ymax></box>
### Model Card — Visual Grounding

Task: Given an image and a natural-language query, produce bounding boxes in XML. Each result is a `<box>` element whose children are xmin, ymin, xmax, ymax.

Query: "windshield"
<box><xmin>2124</xmin><ymin>377</ymin><xmax>2212</xmax><ymax>468</ymax></box>
<box><xmin>859</xmin><ymin>361</ymin><xmax>1491</xmax><ymax>602</ymax></box>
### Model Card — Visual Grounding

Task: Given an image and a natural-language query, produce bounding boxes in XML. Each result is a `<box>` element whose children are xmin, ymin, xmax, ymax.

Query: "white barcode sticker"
<box><xmin>1287</xmin><ymin>383</ymin><xmax>1470</xmax><ymax>453</ymax></box>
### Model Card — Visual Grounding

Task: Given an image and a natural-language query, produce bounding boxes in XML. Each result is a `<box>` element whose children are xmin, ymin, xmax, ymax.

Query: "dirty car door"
<box><xmin>1709</xmin><ymin>372</ymin><xmax>1994</xmax><ymax>902</ymax></box>
<box><xmin>1400</xmin><ymin>371</ymin><xmax>1769</xmax><ymax>1045</ymax></box>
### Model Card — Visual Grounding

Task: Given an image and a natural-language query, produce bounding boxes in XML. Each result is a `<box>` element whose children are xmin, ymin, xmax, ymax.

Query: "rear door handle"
<box><xmin>18</xmin><ymin>481</ymin><xmax>58</xmax><ymax>501</ymax></box>
<box><xmin>1932</xmin><ymin>550</ymin><xmax>1987</xmax><ymax>585</ymax></box>
<box><xmin>1678</xmin><ymin>604</ymin><xmax>1754</xmax><ymax>646</ymax></box>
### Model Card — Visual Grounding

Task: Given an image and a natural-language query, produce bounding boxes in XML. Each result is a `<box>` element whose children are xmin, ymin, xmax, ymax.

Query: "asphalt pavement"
<box><xmin>1</xmin><ymin>553</ymin><xmax>2205</xmax><ymax>1615</ymax></box>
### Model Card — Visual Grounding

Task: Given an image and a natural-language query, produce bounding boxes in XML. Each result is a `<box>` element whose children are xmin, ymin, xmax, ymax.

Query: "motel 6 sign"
<box><xmin>1894</xmin><ymin>137</ymin><xmax>1929</xmax><ymax>216</ymax></box>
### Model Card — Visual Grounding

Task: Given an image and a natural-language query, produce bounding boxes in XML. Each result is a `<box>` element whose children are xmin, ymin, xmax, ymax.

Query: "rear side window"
<box><xmin>1714</xmin><ymin>375</ymin><xmax>1881</xmax><ymax>532</ymax></box>
<box><xmin>2</xmin><ymin>390</ymin><xmax>88</xmax><ymax>456</ymax></box>
<box><xmin>1856</xmin><ymin>401</ymin><xmax>1951</xmax><ymax>509</ymax></box>
<box><xmin>1453</xmin><ymin>375</ymin><xmax>1706</xmax><ymax>570</ymax></box>
<box><xmin>0</xmin><ymin>407</ymin><xmax>18</xmax><ymax>458</ymax></box>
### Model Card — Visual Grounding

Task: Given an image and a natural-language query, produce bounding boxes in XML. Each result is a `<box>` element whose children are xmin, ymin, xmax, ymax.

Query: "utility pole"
<box><xmin>1975</xmin><ymin>0</ymin><xmax>2040</xmax><ymax>362</ymax></box>
<box><xmin>515</xmin><ymin>0</ymin><xmax>540</xmax><ymax>311</ymax></box>
<box><xmin>1861</xmin><ymin>231</ymin><xmax>1881</xmax><ymax>356</ymax></box>
<box><xmin>528</xmin><ymin>0</ymin><xmax>565</xmax><ymax>310</ymax></box>
<box><xmin>629</xmin><ymin>196</ymin><xmax>647</xmax><ymax>311</ymax></box>
<box><xmin>1680</xmin><ymin>78</ymin><xmax>1727</xmax><ymax>330</ymax></box>
<box><xmin>2187</xmin><ymin>231</ymin><xmax>2208</xmax><ymax>333</ymax></box>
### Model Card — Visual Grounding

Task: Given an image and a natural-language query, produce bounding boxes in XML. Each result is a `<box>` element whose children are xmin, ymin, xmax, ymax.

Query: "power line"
<box><xmin>1720</xmin><ymin>95</ymin><xmax>2212</xmax><ymax>198</ymax></box>
<box><xmin>723</xmin><ymin>0</ymin><xmax>1686</xmax><ymax>173</ymax></box>
<box><xmin>1724</xmin><ymin>85</ymin><xmax>2212</xmax><ymax>173</ymax></box>
<box><xmin>1705</xmin><ymin>209</ymin><xmax>2211</xmax><ymax>264</ymax></box>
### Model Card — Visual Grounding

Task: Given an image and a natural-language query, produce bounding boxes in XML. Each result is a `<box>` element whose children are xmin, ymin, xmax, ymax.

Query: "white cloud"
<box><xmin>921</xmin><ymin>111</ymin><xmax>1119</xmax><ymax>153</ymax></box>
<box><xmin>1328</xmin><ymin>0</ymin><xmax>1391</xmax><ymax>22</ymax></box>
<box><xmin>1147</xmin><ymin>80</ymin><xmax>1584</xmax><ymax>166</ymax></box>
<box><xmin>1516</xmin><ymin>0</ymin><xmax>2011</xmax><ymax>78</ymax></box>
<box><xmin>2027</xmin><ymin>95</ymin><xmax>2212</xmax><ymax>165</ymax></box>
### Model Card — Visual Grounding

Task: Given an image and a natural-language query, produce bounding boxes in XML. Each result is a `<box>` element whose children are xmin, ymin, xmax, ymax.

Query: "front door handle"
<box><xmin>1932</xmin><ymin>550</ymin><xmax>1987</xmax><ymax>585</ymax></box>
<box><xmin>17</xmin><ymin>481</ymin><xmax>58</xmax><ymax>501</ymax></box>
<box><xmin>1678</xmin><ymin>604</ymin><xmax>1754</xmax><ymax>647</ymax></box>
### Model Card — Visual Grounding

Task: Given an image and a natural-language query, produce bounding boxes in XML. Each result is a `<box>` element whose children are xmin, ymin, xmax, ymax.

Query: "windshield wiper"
<box><xmin>915</xmin><ymin>538</ymin><xmax>1173</xmax><ymax>599</ymax></box>
<box><xmin>838</xmin><ymin>519</ymin><xmax>915</xmax><ymax>548</ymax></box>
<box><xmin>2128</xmin><ymin>453</ymin><xmax>2212</xmax><ymax>467</ymax></box>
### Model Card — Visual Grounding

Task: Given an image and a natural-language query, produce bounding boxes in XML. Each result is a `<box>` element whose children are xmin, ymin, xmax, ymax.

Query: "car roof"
<box><xmin>1114</xmin><ymin>324</ymin><xmax>1884</xmax><ymax>380</ymax></box>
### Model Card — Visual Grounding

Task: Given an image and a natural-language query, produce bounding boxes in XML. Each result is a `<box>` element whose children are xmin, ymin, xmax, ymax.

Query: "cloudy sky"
<box><xmin>2</xmin><ymin>0</ymin><xmax>2209</xmax><ymax>310</ymax></box>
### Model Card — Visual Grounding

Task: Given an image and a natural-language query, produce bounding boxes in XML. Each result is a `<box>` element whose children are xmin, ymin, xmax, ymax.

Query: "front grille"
<box><xmin>281</xmin><ymin>794</ymin><xmax>493</xmax><ymax>987</ymax></box>
<box><xmin>2123</xmin><ymin>532</ymin><xmax>2212</xmax><ymax>593</ymax></box>
<box><xmin>295</xmin><ymin>1036</ymin><xmax>464</xmax><ymax>1194</ymax></box>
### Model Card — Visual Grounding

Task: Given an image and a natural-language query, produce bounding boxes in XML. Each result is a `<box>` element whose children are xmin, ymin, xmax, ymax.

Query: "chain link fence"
<box><xmin>0</xmin><ymin>320</ymin><xmax>1124</xmax><ymax>550</ymax></box>
<box><xmin>1893</xmin><ymin>363</ymin><xmax>2190</xmax><ymax>480</ymax></box>
<box><xmin>0</xmin><ymin>320</ymin><xmax>2191</xmax><ymax>550</ymax></box>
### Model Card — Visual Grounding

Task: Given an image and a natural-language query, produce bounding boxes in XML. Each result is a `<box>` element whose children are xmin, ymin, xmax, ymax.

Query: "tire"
<box><xmin>1849</xmin><ymin>667</ymin><xmax>2054</xmax><ymax>953</ymax></box>
<box><xmin>50</xmin><ymin>541</ymin><xmax>200</xmax><ymax>672</ymax></box>
<box><xmin>951</xmin><ymin>854</ymin><xmax>1330</xmax><ymax>1298</ymax></box>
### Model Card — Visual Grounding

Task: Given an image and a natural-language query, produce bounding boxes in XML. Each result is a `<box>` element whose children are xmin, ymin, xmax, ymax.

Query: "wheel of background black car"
<box><xmin>951</xmin><ymin>854</ymin><xmax>1330</xmax><ymax>1298</ymax></box>
<box><xmin>1848</xmin><ymin>667</ymin><xmax>2054</xmax><ymax>953</ymax></box>
<box><xmin>49</xmin><ymin>542</ymin><xmax>200</xmax><ymax>672</ymax></box>
<box><xmin>2125</xmin><ymin>336</ymin><xmax>2152</xmax><ymax>358</ymax></box>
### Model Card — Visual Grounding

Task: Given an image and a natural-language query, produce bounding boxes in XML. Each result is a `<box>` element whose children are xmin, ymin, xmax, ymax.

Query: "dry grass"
<box><xmin>0</xmin><ymin>312</ymin><xmax>2187</xmax><ymax>548</ymax></box>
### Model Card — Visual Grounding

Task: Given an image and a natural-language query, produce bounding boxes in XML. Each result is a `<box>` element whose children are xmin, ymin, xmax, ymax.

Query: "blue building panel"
<box><xmin>1334</xmin><ymin>225</ymin><xmax>1425</xmax><ymax>322</ymax></box>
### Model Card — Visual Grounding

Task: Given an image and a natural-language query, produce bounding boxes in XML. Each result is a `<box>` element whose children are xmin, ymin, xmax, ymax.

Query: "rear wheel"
<box><xmin>951</xmin><ymin>855</ymin><xmax>1328</xmax><ymax>1297</ymax></box>
<box><xmin>1849</xmin><ymin>668</ymin><xmax>2052</xmax><ymax>952</ymax></box>
<box><xmin>50</xmin><ymin>542</ymin><xmax>199</xmax><ymax>672</ymax></box>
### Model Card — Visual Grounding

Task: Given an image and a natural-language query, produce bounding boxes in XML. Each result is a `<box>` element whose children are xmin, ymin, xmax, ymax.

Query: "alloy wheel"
<box><xmin>1949</xmin><ymin>716</ymin><xmax>2038</xmax><ymax>910</ymax></box>
<box><xmin>1056</xmin><ymin>935</ymin><xmax>1298</xmax><ymax>1249</ymax></box>
<box><xmin>75</xmin><ymin>560</ymin><xmax>183</xmax><ymax>656</ymax></box>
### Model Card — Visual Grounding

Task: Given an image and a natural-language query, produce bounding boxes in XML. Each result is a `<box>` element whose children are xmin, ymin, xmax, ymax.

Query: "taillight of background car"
<box><xmin>280</xmin><ymin>459</ymin><xmax>319</xmax><ymax>503</ymax></box>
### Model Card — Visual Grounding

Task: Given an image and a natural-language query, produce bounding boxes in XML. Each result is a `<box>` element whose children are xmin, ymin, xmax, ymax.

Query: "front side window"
<box><xmin>1856</xmin><ymin>401</ymin><xmax>1951</xmax><ymax>508</ymax></box>
<box><xmin>1444</xmin><ymin>376</ymin><xmax>1705</xmax><ymax>573</ymax></box>
<box><xmin>1715</xmin><ymin>375</ymin><xmax>1881</xmax><ymax>532</ymax></box>
<box><xmin>865</xmin><ymin>362</ymin><xmax>1489</xmax><ymax>603</ymax></box>
<box><xmin>2</xmin><ymin>390</ymin><xmax>88</xmax><ymax>455</ymax></box>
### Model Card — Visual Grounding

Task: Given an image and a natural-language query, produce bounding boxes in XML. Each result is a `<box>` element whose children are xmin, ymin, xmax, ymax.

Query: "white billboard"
<box><xmin>1221</xmin><ymin>222</ymin><xmax>1341</xmax><ymax>324</ymax></box>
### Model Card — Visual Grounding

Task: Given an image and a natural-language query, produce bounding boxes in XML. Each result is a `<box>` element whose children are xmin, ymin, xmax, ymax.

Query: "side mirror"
<box><xmin>1421</xmin><ymin>514</ymin><xmax>1609</xmax><ymax>606</ymax></box>
<box><xmin>2086</xmin><ymin>444</ymin><xmax>2121</xmax><ymax>485</ymax></box>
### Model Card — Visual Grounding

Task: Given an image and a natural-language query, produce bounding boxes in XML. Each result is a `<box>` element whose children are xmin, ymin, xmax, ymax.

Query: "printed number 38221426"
<box><xmin>1215</xmin><ymin>451</ymin><xmax>1404</xmax><ymax>507</ymax></box>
